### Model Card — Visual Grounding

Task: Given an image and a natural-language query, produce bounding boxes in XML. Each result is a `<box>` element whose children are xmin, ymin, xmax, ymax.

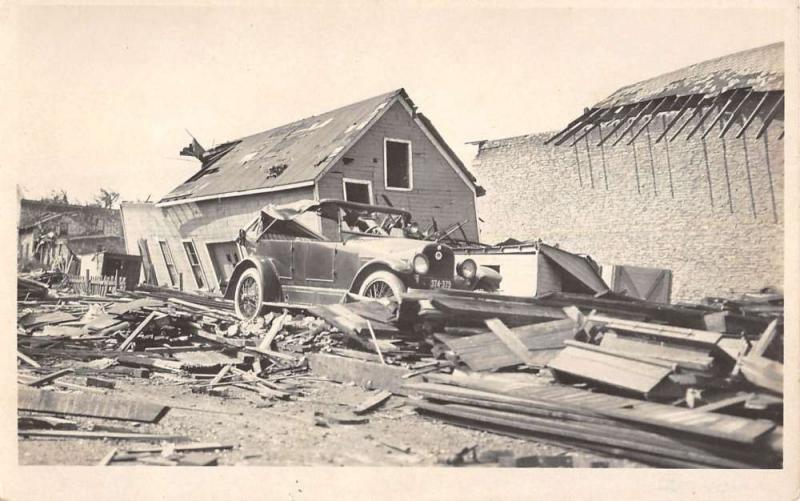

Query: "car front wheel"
<box><xmin>234</xmin><ymin>268</ymin><xmax>263</xmax><ymax>321</ymax></box>
<box><xmin>358</xmin><ymin>270</ymin><xmax>406</xmax><ymax>300</ymax></box>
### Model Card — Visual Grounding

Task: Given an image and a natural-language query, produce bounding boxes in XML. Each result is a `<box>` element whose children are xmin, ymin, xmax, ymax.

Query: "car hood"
<box><xmin>341</xmin><ymin>236</ymin><xmax>433</xmax><ymax>259</ymax></box>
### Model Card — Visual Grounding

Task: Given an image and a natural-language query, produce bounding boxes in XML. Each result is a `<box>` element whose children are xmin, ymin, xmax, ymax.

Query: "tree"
<box><xmin>93</xmin><ymin>189</ymin><xmax>120</xmax><ymax>209</ymax></box>
<box><xmin>40</xmin><ymin>189</ymin><xmax>69</xmax><ymax>204</ymax></box>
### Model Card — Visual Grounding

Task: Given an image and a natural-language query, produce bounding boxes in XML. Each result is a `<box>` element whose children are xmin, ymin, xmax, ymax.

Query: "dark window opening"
<box><xmin>183</xmin><ymin>241</ymin><xmax>206</xmax><ymax>289</ymax></box>
<box><xmin>159</xmin><ymin>241</ymin><xmax>179</xmax><ymax>286</ymax></box>
<box><xmin>344</xmin><ymin>181</ymin><xmax>371</xmax><ymax>204</ymax></box>
<box><xmin>385</xmin><ymin>140</ymin><xmax>411</xmax><ymax>189</ymax></box>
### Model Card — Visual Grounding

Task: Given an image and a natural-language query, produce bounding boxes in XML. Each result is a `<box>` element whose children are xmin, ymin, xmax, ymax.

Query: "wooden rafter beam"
<box><xmin>701</xmin><ymin>89</ymin><xmax>741</xmax><ymax>139</ymax></box>
<box><xmin>718</xmin><ymin>88</ymin><xmax>754</xmax><ymax>138</ymax></box>
<box><xmin>655</xmin><ymin>95</ymin><xmax>699</xmax><ymax>143</ymax></box>
<box><xmin>626</xmin><ymin>96</ymin><xmax>674</xmax><ymax>145</ymax></box>
<box><xmin>735</xmin><ymin>92</ymin><xmax>771</xmax><ymax>139</ymax></box>
<box><xmin>596</xmin><ymin>103</ymin><xmax>641</xmax><ymax>147</ymax></box>
<box><xmin>554</xmin><ymin>108</ymin><xmax>604</xmax><ymax>146</ymax></box>
<box><xmin>669</xmin><ymin>96</ymin><xmax>707</xmax><ymax>142</ymax></box>
<box><xmin>685</xmin><ymin>94</ymin><xmax>723</xmax><ymax>141</ymax></box>
<box><xmin>611</xmin><ymin>99</ymin><xmax>659</xmax><ymax>147</ymax></box>
<box><xmin>569</xmin><ymin>107</ymin><xmax>618</xmax><ymax>146</ymax></box>
<box><xmin>755</xmin><ymin>93</ymin><xmax>784</xmax><ymax>139</ymax></box>
<box><xmin>545</xmin><ymin>108</ymin><xmax>595</xmax><ymax>145</ymax></box>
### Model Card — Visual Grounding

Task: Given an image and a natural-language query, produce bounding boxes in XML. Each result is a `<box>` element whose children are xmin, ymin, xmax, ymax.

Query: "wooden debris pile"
<box><xmin>16</xmin><ymin>277</ymin><xmax>784</xmax><ymax>468</ymax></box>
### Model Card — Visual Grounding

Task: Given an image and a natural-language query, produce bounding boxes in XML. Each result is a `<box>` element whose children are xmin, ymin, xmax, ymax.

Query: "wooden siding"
<box><xmin>317</xmin><ymin>101</ymin><xmax>478</xmax><ymax>241</ymax></box>
<box><xmin>121</xmin><ymin>187</ymin><xmax>313</xmax><ymax>292</ymax></box>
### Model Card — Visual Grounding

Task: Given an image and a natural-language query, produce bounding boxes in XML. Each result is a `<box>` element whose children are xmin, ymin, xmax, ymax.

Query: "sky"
<box><xmin>5</xmin><ymin>1</ymin><xmax>788</xmax><ymax>204</ymax></box>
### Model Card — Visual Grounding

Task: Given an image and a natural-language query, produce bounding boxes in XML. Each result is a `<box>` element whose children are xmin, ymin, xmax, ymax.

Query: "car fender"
<box><xmin>475</xmin><ymin>265</ymin><xmax>502</xmax><ymax>290</ymax></box>
<box><xmin>348</xmin><ymin>257</ymin><xmax>412</xmax><ymax>292</ymax></box>
<box><xmin>224</xmin><ymin>257</ymin><xmax>282</xmax><ymax>301</ymax></box>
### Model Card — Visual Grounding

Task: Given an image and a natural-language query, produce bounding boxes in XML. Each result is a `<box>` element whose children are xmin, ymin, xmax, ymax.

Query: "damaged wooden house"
<box><xmin>122</xmin><ymin>89</ymin><xmax>485</xmax><ymax>293</ymax></box>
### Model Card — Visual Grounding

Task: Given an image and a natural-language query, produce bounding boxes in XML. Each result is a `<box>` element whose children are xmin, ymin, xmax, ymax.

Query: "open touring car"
<box><xmin>224</xmin><ymin>199</ymin><xmax>501</xmax><ymax>320</ymax></box>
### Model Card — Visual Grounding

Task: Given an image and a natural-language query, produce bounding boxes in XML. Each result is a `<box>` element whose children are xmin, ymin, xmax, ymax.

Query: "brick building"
<box><xmin>471</xmin><ymin>43</ymin><xmax>784</xmax><ymax>301</ymax></box>
<box><xmin>122</xmin><ymin>89</ymin><xmax>483</xmax><ymax>292</ymax></box>
<box><xmin>18</xmin><ymin>199</ymin><xmax>125</xmax><ymax>273</ymax></box>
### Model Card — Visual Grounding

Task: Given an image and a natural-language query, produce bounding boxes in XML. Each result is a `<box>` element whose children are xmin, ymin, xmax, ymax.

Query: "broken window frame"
<box><xmin>182</xmin><ymin>240</ymin><xmax>208</xmax><ymax>290</ymax></box>
<box><xmin>383</xmin><ymin>138</ymin><xmax>413</xmax><ymax>191</ymax></box>
<box><xmin>342</xmin><ymin>178</ymin><xmax>374</xmax><ymax>204</ymax></box>
<box><xmin>158</xmin><ymin>240</ymin><xmax>179</xmax><ymax>286</ymax></box>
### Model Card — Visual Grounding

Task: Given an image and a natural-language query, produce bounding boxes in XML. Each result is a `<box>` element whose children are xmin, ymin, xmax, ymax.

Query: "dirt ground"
<box><xmin>18</xmin><ymin>364</ymin><xmax>643</xmax><ymax>467</ymax></box>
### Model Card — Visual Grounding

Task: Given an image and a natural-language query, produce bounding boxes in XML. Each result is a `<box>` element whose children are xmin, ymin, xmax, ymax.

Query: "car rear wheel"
<box><xmin>358</xmin><ymin>270</ymin><xmax>406</xmax><ymax>300</ymax></box>
<box><xmin>234</xmin><ymin>268</ymin><xmax>263</xmax><ymax>321</ymax></box>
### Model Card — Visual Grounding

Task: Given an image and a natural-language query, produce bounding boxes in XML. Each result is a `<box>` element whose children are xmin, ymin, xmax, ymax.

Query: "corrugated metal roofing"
<box><xmin>595</xmin><ymin>42</ymin><xmax>784</xmax><ymax>108</ymax></box>
<box><xmin>162</xmin><ymin>89</ymin><xmax>402</xmax><ymax>203</ymax></box>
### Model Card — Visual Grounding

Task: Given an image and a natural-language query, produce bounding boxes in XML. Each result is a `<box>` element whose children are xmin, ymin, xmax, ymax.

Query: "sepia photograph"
<box><xmin>3</xmin><ymin>0</ymin><xmax>798</xmax><ymax>499</ymax></box>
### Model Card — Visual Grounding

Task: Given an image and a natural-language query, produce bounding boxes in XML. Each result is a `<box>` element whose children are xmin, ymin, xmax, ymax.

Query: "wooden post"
<box><xmin>179</xmin><ymin>273</ymin><xmax>183</xmax><ymax>292</ymax></box>
<box><xmin>85</xmin><ymin>269</ymin><xmax>90</xmax><ymax>293</ymax></box>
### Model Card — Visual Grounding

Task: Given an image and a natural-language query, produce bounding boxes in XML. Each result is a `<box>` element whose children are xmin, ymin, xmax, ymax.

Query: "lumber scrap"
<box><xmin>425</xmin><ymin>372</ymin><xmax>775</xmax><ymax>444</ymax></box>
<box><xmin>18</xmin><ymin>429</ymin><xmax>185</xmax><ymax>441</ymax></box>
<box><xmin>547</xmin><ymin>340</ymin><xmax>682</xmax><ymax>399</ymax></box>
<box><xmin>308</xmin><ymin>353</ymin><xmax>410</xmax><ymax>394</ymax></box>
<box><xmin>431</xmin><ymin>296</ymin><xmax>565</xmax><ymax>326</ymax></box>
<box><xmin>484</xmin><ymin>318</ymin><xmax>540</xmax><ymax>366</ymax></box>
<box><xmin>599</xmin><ymin>332</ymin><xmax>716</xmax><ymax>371</ymax></box>
<box><xmin>587</xmin><ymin>314</ymin><xmax>724</xmax><ymax>347</ymax></box>
<box><xmin>25</xmin><ymin>369</ymin><xmax>74</xmax><ymax>387</ymax></box>
<box><xmin>412</xmin><ymin>400</ymin><xmax>758</xmax><ymax>468</ymax></box>
<box><xmin>436</xmin><ymin>318</ymin><xmax>579</xmax><ymax>371</ymax></box>
<box><xmin>353</xmin><ymin>390</ymin><xmax>393</xmax><ymax>415</ymax></box>
<box><xmin>17</xmin><ymin>351</ymin><xmax>41</xmax><ymax>368</ymax></box>
<box><xmin>257</xmin><ymin>312</ymin><xmax>288</xmax><ymax>352</ymax></box>
<box><xmin>124</xmin><ymin>442</ymin><xmax>234</xmax><ymax>454</ymax></box>
<box><xmin>18</xmin><ymin>386</ymin><xmax>170</xmax><ymax>423</ymax></box>
<box><xmin>117</xmin><ymin>311</ymin><xmax>159</xmax><ymax>352</ymax></box>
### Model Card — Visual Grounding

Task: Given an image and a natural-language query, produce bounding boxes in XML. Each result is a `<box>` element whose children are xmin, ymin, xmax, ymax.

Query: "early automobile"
<box><xmin>224</xmin><ymin>199</ymin><xmax>501</xmax><ymax>320</ymax></box>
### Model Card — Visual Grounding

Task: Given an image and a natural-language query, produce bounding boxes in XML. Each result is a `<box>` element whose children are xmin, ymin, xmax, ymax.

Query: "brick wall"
<box><xmin>471</xmin><ymin>111</ymin><xmax>784</xmax><ymax>302</ymax></box>
<box><xmin>318</xmin><ymin>101</ymin><xmax>479</xmax><ymax>240</ymax></box>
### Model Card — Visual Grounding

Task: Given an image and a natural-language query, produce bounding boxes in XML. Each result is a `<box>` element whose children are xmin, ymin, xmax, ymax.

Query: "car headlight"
<box><xmin>412</xmin><ymin>253</ymin><xmax>430</xmax><ymax>275</ymax></box>
<box><xmin>458</xmin><ymin>259</ymin><xmax>477</xmax><ymax>279</ymax></box>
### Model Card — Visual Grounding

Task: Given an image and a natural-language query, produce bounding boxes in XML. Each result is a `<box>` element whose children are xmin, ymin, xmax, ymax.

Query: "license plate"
<box><xmin>429</xmin><ymin>279</ymin><xmax>452</xmax><ymax>289</ymax></box>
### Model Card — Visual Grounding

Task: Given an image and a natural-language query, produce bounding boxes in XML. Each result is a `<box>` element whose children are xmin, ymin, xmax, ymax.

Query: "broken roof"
<box><xmin>595</xmin><ymin>42</ymin><xmax>784</xmax><ymax>109</ymax></box>
<box><xmin>160</xmin><ymin>89</ymin><xmax>482</xmax><ymax>205</ymax></box>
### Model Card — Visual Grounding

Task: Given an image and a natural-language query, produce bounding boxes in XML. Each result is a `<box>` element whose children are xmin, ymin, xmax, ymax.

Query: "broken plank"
<box><xmin>485</xmin><ymin>318</ymin><xmax>538</xmax><ymax>366</ymax></box>
<box><xmin>97</xmin><ymin>447</ymin><xmax>118</xmax><ymax>466</ymax></box>
<box><xmin>18</xmin><ymin>386</ymin><xmax>170</xmax><ymax>423</ymax></box>
<box><xmin>308</xmin><ymin>353</ymin><xmax>410</xmax><ymax>394</ymax></box>
<box><xmin>431</xmin><ymin>296</ymin><xmax>565</xmax><ymax>326</ymax></box>
<box><xmin>17</xmin><ymin>351</ymin><xmax>41</xmax><ymax>368</ymax></box>
<box><xmin>117</xmin><ymin>311</ymin><xmax>160</xmax><ymax>352</ymax></box>
<box><xmin>353</xmin><ymin>390</ymin><xmax>393</xmax><ymax>415</ymax></box>
<box><xmin>257</xmin><ymin>312</ymin><xmax>288</xmax><ymax>352</ymax></box>
<box><xmin>18</xmin><ymin>429</ymin><xmax>185</xmax><ymax>441</ymax></box>
<box><xmin>124</xmin><ymin>442</ymin><xmax>235</xmax><ymax>454</ymax></box>
<box><xmin>25</xmin><ymin>368</ymin><xmax>74</xmax><ymax>387</ymax></box>
<box><xmin>178</xmin><ymin>453</ymin><xmax>218</xmax><ymax>466</ymax></box>
<box><xmin>547</xmin><ymin>340</ymin><xmax>682</xmax><ymax>400</ymax></box>
<box><xmin>435</xmin><ymin>318</ymin><xmax>578</xmax><ymax>371</ymax></box>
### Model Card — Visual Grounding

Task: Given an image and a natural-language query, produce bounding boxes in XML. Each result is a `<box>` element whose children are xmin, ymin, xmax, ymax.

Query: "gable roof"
<box><xmin>595</xmin><ymin>42</ymin><xmax>784</xmax><ymax>109</ymax></box>
<box><xmin>159</xmin><ymin>89</ymin><xmax>482</xmax><ymax>206</ymax></box>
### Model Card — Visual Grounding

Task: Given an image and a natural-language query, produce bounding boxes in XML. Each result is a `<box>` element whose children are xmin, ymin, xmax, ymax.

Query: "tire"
<box><xmin>358</xmin><ymin>270</ymin><xmax>406</xmax><ymax>300</ymax></box>
<box><xmin>234</xmin><ymin>268</ymin><xmax>263</xmax><ymax>321</ymax></box>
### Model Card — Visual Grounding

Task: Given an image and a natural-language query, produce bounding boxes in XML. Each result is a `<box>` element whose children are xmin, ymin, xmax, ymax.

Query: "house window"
<box><xmin>343</xmin><ymin>178</ymin><xmax>373</xmax><ymax>205</ymax></box>
<box><xmin>384</xmin><ymin>138</ymin><xmax>412</xmax><ymax>190</ymax></box>
<box><xmin>183</xmin><ymin>241</ymin><xmax>207</xmax><ymax>289</ymax></box>
<box><xmin>158</xmin><ymin>241</ymin><xmax>179</xmax><ymax>286</ymax></box>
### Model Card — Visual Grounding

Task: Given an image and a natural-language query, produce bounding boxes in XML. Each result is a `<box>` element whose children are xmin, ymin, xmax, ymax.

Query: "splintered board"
<box><xmin>435</xmin><ymin>318</ymin><xmax>578</xmax><ymax>371</ymax></box>
<box><xmin>18</xmin><ymin>387</ymin><xmax>170</xmax><ymax>423</ymax></box>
